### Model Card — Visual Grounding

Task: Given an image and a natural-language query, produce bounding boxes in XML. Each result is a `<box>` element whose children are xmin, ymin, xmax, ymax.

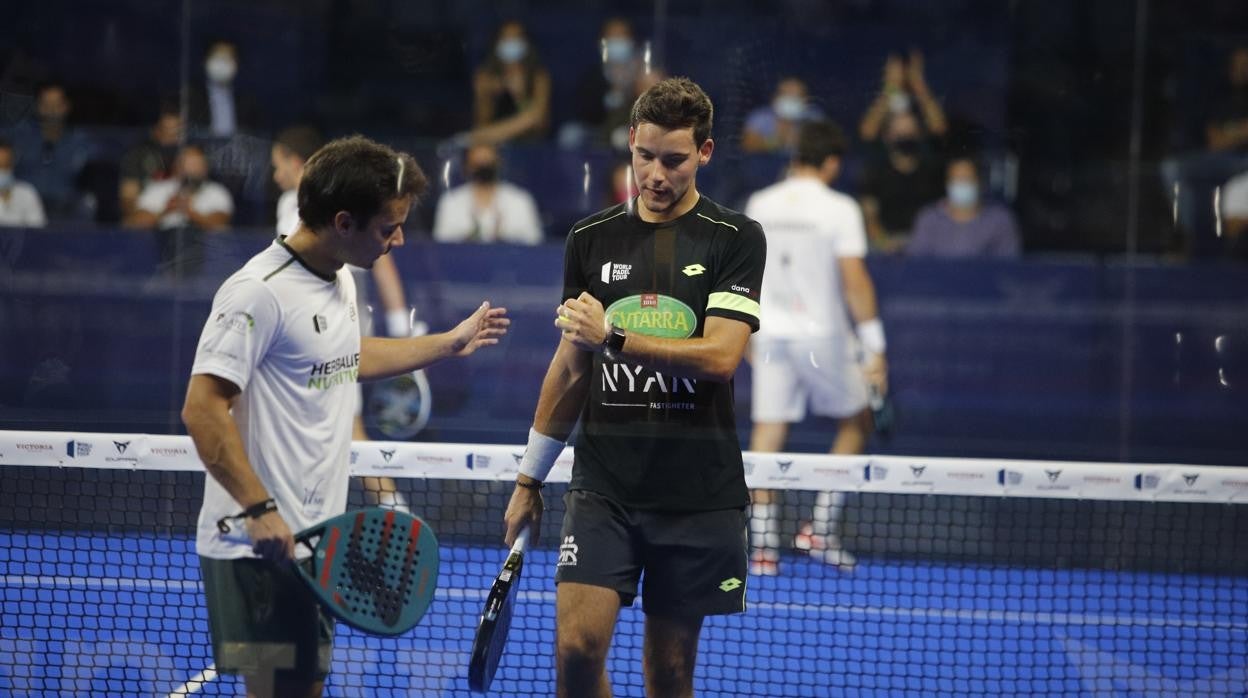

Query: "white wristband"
<box><xmin>857</xmin><ymin>318</ymin><xmax>887</xmax><ymax>356</ymax></box>
<box><xmin>519</xmin><ymin>427</ymin><xmax>564</xmax><ymax>482</ymax></box>
<box><xmin>386</xmin><ymin>309</ymin><xmax>411</xmax><ymax>337</ymax></box>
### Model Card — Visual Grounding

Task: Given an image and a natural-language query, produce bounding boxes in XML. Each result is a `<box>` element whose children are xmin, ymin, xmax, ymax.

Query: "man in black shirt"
<box><xmin>503</xmin><ymin>77</ymin><xmax>765</xmax><ymax>697</ymax></box>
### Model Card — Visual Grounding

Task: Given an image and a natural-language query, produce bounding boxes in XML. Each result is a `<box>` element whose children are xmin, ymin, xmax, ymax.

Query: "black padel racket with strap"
<box><xmin>468</xmin><ymin>526</ymin><xmax>530</xmax><ymax>693</ymax></box>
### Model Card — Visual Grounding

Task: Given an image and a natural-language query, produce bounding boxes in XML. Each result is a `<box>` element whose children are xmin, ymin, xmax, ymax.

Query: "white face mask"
<box><xmin>496</xmin><ymin>37</ymin><xmax>528</xmax><ymax>64</ymax></box>
<box><xmin>948</xmin><ymin>181</ymin><xmax>979</xmax><ymax>208</ymax></box>
<box><xmin>888</xmin><ymin>91</ymin><xmax>911</xmax><ymax>114</ymax></box>
<box><xmin>773</xmin><ymin>95</ymin><xmax>806</xmax><ymax>121</ymax></box>
<box><xmin>603</xmin><ymin>37</ymin><xmax>634</xmax><ymax>64</ymax></box>
<box><xmin>205</xmin><ymin>55</ymin><xmax>237</xmax><ymax>83</ymax></box>
<box><xmin>0</xmin><ymin>169</ymin><xmax>12</xmax><ymax>190</ymax></box>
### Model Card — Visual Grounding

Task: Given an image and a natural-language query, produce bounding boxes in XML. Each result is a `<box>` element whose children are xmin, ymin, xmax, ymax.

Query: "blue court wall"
<box><xmin>0</xmin><ymin>228</ymin><xmax>1244</xmax><ymax>465</ymax></box>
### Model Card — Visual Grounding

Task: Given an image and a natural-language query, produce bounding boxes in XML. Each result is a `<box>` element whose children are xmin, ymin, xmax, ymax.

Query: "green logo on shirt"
<box><xmin>605</xmin><ymin>294</ymin><xmax>697</xmax><ymax>339</ymax></box>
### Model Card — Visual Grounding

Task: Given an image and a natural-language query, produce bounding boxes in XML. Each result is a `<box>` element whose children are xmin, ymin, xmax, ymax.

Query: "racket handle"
<box><xmin>512</xmin><ymin>526</ymin><xmax>530</xmax><ymax>553</ymax></box>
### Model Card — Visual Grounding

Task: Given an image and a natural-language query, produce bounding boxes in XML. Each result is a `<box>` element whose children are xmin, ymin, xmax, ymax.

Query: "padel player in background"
<box><xmin>182</xmin><ymin>135</ymin><xmax>509</xmax><ymax>698</ymax></box>
<box><xmin>503</xmin><ymin>77</ymin><xmax>766</xmax><ymax>698</ymax></box>
<box><xmin>744</xmin><ymin>120</ymin><xmax>888</xmax><ymax>575</ymax></box>
<box><xmin>272</xmin><ymin>125</ymin><xmax>417</xmax><ymax>511</ymax></box>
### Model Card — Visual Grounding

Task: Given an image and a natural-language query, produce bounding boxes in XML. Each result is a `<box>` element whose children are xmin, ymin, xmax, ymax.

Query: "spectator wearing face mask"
<box><xmin>908</xmin><ymin>156</ymin><xmax>1020</xmax><ymax>258</ymax></box>
<box><xmin>188</xmin><ymin>40</ymin><xmax>265</xmax><ymax>139</ymax></box>
<box><xmin>128</xmin><ymin>144</ymin><xmax>233</xmax><ymax>232</ymax></box>
<box><xmin>7</xmin><ymin>82</ymin><xmax>93</xmax><ymax>220</ymax></box>
<box><xmin>466</xmin><ymin>20</ymin><xmax>551</xmax><ymax>146</ymax></box>
<box><xmin>561</xmin><ymin>17</ymin><xmax>648</xmax><ymax>150</ymax></box>
<box><xmin>857</xmin><ymin>110</ymin><xmax>946</xmax><ymax>252</ymax></box>
<box><xmin>119</xmin><ymin>102</ymin><xmax>185</xmax><ymax>221</ymax></box>
<box><xmin>741</xmin><ymin>77</ymin><xmax>825</xmax><ymax>153</ymax></box>
<box><xmin>433</xmin><ymin>144</ymin><xmax>542</xmax><ymax>244</ymax></box>
<box><xmin>0</xmin><ymin>138</ymin><xmax>47</xmax><ymax>228</ymax></box>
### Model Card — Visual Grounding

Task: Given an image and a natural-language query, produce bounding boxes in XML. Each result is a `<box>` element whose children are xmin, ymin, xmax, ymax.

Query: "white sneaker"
<box><xmin>819</xmin><ymin>535</ymin><xmax>857</xmax><ymax>570</ymax></box>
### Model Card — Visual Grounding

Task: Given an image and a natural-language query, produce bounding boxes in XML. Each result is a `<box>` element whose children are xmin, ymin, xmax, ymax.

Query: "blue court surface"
<box><xmin>1</xmin><ymin>532</ymin><xmax>1246</xmax><ymax>697</ymax></box>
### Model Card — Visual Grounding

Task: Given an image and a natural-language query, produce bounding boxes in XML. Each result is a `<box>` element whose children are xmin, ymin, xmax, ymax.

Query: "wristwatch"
<box><xmin>602</xmin><ymin>323</ymin><xmax>627</xmax><ymax>361</ymax></box>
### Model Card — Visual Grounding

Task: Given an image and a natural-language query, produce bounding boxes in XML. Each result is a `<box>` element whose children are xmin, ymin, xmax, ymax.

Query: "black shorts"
<box><xmin>199</xmin><ymin>556</ymin><xmax>334</xmax><ymax>681</ymax></box>
<box><xmin>554</xmin><ymin>490</ymin><xmax>748</xmax><ymax>617</ymax></box>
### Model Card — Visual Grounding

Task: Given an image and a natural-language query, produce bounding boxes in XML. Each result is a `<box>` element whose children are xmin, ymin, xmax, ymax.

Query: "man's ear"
<box><xmin>698</xmin><ymin>137</ymin><xmax>715</xmax><ymax>166</ymax></box>
<box><xmin>332</xmin><ymin>211</ymin><xmax>353</xmax><ymax>237</ymax></box>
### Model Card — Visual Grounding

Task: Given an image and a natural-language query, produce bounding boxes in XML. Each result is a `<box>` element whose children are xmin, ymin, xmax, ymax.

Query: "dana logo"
<box><xmin>730</xmin><ymin>285</ymin><xmax>751</xmax><ymax>294</ymax></box>
<box><xmin>113</xmin><ymin>441</ymin><xmax>131</xmax><ymax>455</ymax></box>
<box><xmin>1045</xmin><ymin>470</ymin><xmax>1062</xmax><ymax>483</ymax></box>
<box><xmin>1183</xmin><ymin>473</ymin><xmax>1199</xmax><ymax>486</ymax></box>
<box><xmin>379</xmin><ymin>449</ymin><xmax>396</xmax><ymax>463</ymax></box>
<box><xmin>467</xmin><ymin>453</ymin><xmax>491</xmax><ymax>470</ymax></box>
<box><xmin>910</xmin><ymin>465</ymin><xmax>926</xmax><ymax>478</ymax></box>
<box><xmin>605</xmin><ymin>294</ymin><xmax>697</xmax><ymax>339</ymax></box>
<box><xmin>777</xmin><ymin>459</ymin><xmax>793</xmax><ymax>473</ymax></box>
<box><xmin>66</xmin><ymin>440</ymin><xmax>93</xmax><ymax>458</ymax></box>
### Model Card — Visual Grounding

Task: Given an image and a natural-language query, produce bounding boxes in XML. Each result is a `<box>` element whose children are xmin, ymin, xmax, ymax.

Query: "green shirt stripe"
<box><xmin>707</xmin><ymin>291</ymin><xmax>760</xmax><ymax>318</ymax></box>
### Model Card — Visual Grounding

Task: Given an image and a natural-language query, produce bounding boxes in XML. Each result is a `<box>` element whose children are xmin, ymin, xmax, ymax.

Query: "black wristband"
<box><xmin>515</xmin><ymin>478</ymin><xmax>545</xmax><ymax>490</ymax></box>
<box><xmin>242</xmin><ymin>498</ymin><xmax>277</xmax><ymax>519</ymax></box>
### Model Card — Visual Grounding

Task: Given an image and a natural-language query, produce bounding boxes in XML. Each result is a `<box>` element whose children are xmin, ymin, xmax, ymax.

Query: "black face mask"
<box><xmin>890</xmin><ymin>138</ymin><xmax>921</xmax><ymax>157</ymax></box>
<box><xmin>183</xmin><ymin>176</ymin><xmax>206</xmax><ymax>190</ymax></box>
<box><xmin>469</xmin><ymin>164</ymin><xmax>499</xmax><ymax>183</ymax></box>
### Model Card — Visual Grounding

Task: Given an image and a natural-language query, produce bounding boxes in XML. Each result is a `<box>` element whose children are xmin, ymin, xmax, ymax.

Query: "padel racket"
<box><xmin>368</xmin><ymin>369</ymin><xmax>433</xmax><ymax>439</ymax></box>
<box><xmin>467</xmin><ymin>526</ymin><xmax>530</xmax><ymax>693</ymax></box>
<box><xmin>218</xmin><ymin>506</ymin><xmax>440</xmax><ymax>635</ymax></box>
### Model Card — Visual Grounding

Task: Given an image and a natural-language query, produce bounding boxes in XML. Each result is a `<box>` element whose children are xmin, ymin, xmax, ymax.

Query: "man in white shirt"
<box><xmin>130</xmin><ymin>144</ymin><xmax>233</xmax><ymax>231</ymax></box>
<box><xmin>744</xmin><ymin>120</ymin><xmax>889</xmax><ymax>575</ymax></box>
<box><xmin>0</xmin><ymin>139</ymin><xmax>47</xmax><ymax>228</ymax></box>
<box><xmin>183</xmin><ymin>135</ymin><xmax>509</xmax><ymax>697</ymax></box>
<box><xmin>432</xmin><ymin>143</ymin><xmax>543</xmax><ymax>244</ymax></box>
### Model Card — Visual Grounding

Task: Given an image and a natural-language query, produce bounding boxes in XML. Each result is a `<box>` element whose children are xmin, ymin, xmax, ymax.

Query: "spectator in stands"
<box><xmin>858</xmin><ymin>50</ymin><xmax>948</xmax><ymax>144</ymax></box>
<box><xmin>1220</xmin><ymin>169</ymin><xmax>1248</xmax><ymax>259</ymax></box>
<box><xmin>128</xmin><ymin>144</ymin><xmax>232</xmax><ymax>232</ymax></box>
<box><xmin>741</xmin><ymin>77</ymin><xmax>824</xmax><ymax>153</ymax></box>
<box><xmin>908</xmin><ymin>156</ymin><xmax>1021</xmax><ymax>258</ymax></box>
<box><xmin>1163</xmin><ymin>45</ymin><xmax>1248</xmax><ymax>247</ymax></box>
<box><xmin>433</xmin><ymin>144</ymin><xmax>542</xmax><ymax>244</ymax></box>
<box><xmin>467</xmin><ymin>20</ymin><xmax>551</xmax><ymax>146</ymax></box>
<box><xmin>858</xmin><ymin>110</ymin><xmax>946</xmax><ymax>252</ymax></box>
<box><xmin>189</xmin><ymin>40</ymin><xmax>263</xmax><ymax>139</ymax></box>
<box><xmin>270</xmin><ymin>125</ymin><xmax>322</xmax><ymax>236</ymax></box>
<box><xmin>0</xmin><ymin>139</ymin><xmax>47</xmax><ymax>227</ymax></box>
<box><xmin>562</xmin><ymin>17</ymin><xmax>646</xmax><ymax>149</ymax></box>
<box><xmin>7</xmin><ymin>82</ymin><xmax>92</xmax><ymax>220</ymax></box>
<box><xmin>857</xmin><ymin>51</ymin><xmax>948</xmax><ymax>252</ymax></box>
<box><xmin>119</xmin><ymin>104</ymin><xmax>184</xmax><ymax>220</ymax></box>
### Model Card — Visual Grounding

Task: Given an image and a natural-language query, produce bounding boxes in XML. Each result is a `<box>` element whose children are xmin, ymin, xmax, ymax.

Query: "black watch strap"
<box><xmin>603</xmin><ymin>324</ymin><xmax>626</xmax><ymax>358</ymax></box>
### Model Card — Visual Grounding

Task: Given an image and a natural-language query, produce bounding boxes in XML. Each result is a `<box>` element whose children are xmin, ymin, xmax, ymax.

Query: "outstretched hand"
<box><xmin>450</xmin><ymin>301</ymin><xmax>510</xmax><ymax>356</ymax></box>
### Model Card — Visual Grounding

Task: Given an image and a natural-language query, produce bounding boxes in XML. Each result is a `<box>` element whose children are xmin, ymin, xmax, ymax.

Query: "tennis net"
<box><xmin>1</xmin><ymin>429</ymin><xmax>1246</xmax><ymax>697</ymax></box>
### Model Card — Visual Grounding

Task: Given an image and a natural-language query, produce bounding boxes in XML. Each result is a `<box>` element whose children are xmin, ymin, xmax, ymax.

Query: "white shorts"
<box><xmin>750</xmin><ymin>335</ymin><xmax>868</xmax><ymax>423</ymax></box>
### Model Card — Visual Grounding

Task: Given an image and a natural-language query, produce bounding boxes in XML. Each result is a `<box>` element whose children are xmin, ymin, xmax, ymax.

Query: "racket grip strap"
<box><xmin>242</xmin><ymin>498</ymin><xmax>278</xmax><ymax>519</ymax></box>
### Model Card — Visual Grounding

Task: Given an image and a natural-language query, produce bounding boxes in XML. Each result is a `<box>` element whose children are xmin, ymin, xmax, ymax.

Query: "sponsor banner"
<box><xmin>3</xmin><ymin>432</ymin><xmax>1248</xmax><ymax>503</ymax></box>
<box><xmin>143</xmin><ymin>434</ymin><xmax>201</xmax><ymax>472</ymax></box>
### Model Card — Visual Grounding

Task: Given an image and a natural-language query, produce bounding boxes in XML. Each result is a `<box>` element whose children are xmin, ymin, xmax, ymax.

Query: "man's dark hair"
<box><xmin>794</xmin><ymin>120</ymin><xmax>846</xmax><ymax>167</ymax></box>
<box><xmin>298</xmin><ymin>135</ymin><xmax>427</xmax><ymax>230</ymax></box>
<box><xmin>629</xmin><ymin>76</ymin><xmax>714</xmax><ymax>146</ymax></box>
<box><xmin>275</xmin><ymin>125</ymin><xmax>323</xmax><ymax>163</ymax></box>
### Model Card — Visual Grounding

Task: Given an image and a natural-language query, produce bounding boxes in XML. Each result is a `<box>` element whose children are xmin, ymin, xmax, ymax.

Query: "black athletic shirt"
<box><xmin>562</xmin><ymin>194</ymin><xmax>766</xmax><ymax>511</ymax></box>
